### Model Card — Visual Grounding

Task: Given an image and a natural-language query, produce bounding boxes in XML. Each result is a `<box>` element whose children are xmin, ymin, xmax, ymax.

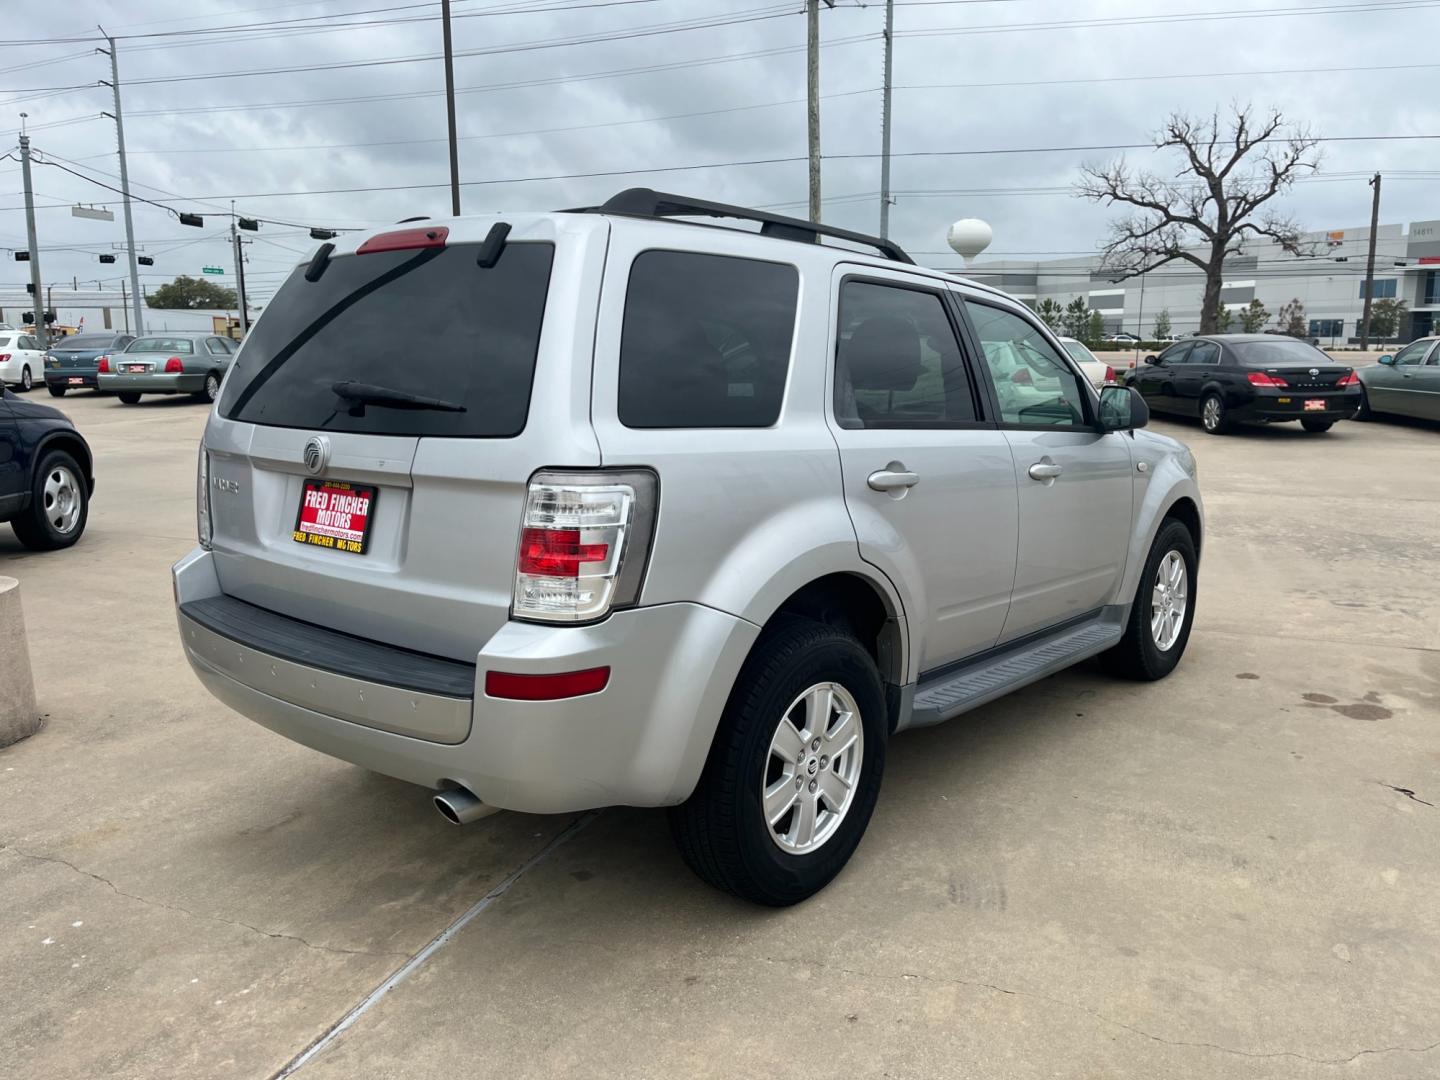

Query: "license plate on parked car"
<box><xmin>67</xmin><ymin>377</ymin><xmax>83</xmax><ymax>384</ymax></box>
<box><xmin>124</xmin><ymin>363</ymin><xmax>147</xmax><ymax>373</ymax></box>
<box><xmin>1304</xmin><ymin>399</ymin><xmax>1326</xmax><ymax>411</ymax></box>
<box><xmin>292</xmin><ymin>479</ymin><xmax>377</xmax><ymax>555</ymax></box>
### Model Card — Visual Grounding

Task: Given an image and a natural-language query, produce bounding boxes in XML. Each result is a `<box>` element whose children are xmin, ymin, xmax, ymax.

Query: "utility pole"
<box><xmin>1359</xmin><ymin>172</ymin><xmax>1382</xmax><ymax>351</ymax></box>
<box><xmin>807</xmin><ymin>1</ymin><xmax>835</xmax><ymax>223</ymax></box>
<box><xmin>231</xmin><ymin>219</ymin><xmax>250</xmax><ymax>335</ymax></box>
<box><xmin>441</xmin><ymin>0</ymin><xmax>461</xmax><ymax>216</ymax></box>
<box><xmin>120</xmin><ymin>279</ymin><xmax>129</xmax><ymax>333</ymax></box>
<box><xmin>18</xmin><ymin>130</ymin><xmax>48</xmax><ymax>349</ymax></box>
<box><xmin>879</xmin><ymin>0</ymin><xmax>895</xmax><ymax>239</ymax></box>
<box><xmin>99</xmin><ymin>31</ymin><xmax>144</xmax><ymax>337</ymax></box>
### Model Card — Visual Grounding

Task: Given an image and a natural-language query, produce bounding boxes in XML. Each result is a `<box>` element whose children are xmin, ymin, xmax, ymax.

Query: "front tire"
<box><xmin>1200</xmin><ymin>392</ymin><xmax>1230</xmax><ymax>435</ymax></box>
<box><xmin>19</xmin><ymin>366</ymin><xmax>32</xmax><ymax>392</ymax></box>
<box><xmin>1301</xmin><ymin>418</ymin><xmax>1333</xmax><ymax>433</ymax></box>
<box><xmin>669</xmin><ymin>619</ymin><xmax>887</xmax><ymax>906</ymax></box>
<box><xmin>47</xmin><ymin>384</ymin><xmax>66</xmax><ymax>398</ymax></box>
<box><xmin>11</xmin><ymin>449</ymin><xmax>89</xmax><ymax>551</ymax></box>
<box><xmin>1101</xmin><ymin>518</ymin><xmax>1197</xmax><ymax>681</ymax></box>
<box><xmin>117</xmin><ymin>392</ymin><xmax>141</xmax><ymax>405</ymax></box>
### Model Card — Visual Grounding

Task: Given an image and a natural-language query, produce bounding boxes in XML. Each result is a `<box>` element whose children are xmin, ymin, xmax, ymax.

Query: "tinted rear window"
<box><xmin>61</xmin><ymin>335</ymin><xmax>115</xmax><ymax>350</ymax></box>
<box><xmin>129</xmin><ymin>337</ymin><xmax>195</xmax><ymax>354</ymax></box>
<box><xmin>220</xmin><ymin>241</ymin><xmax>554</xmax><ymax>437</ymax></box>
<box><xmin>0</xmin><ymin>337</ymin><xmax>11</xmax><ymax>348</ymax></box>
<box><xmin>1230</xmin><ymin>338</ymin><xmax>1331</xmax><ymax>365</ymax></box>
<box><xmin>618</xmin><ymin>251</ymin><xmax>798</xmax><ymax>428</ymax></box>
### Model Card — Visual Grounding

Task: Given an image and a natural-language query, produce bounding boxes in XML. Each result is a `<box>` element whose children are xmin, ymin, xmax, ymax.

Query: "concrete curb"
<box><xmin>0</xmin><ymin>576</ymin><xmax>40</xmax><ymax>748</ymax></box>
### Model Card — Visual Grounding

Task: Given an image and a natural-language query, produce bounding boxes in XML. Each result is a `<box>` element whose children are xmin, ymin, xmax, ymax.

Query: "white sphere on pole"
<box><xmin>946</xmin><ymin>218</ymin><xmax>993</xmax><ymax>265</ymax></box>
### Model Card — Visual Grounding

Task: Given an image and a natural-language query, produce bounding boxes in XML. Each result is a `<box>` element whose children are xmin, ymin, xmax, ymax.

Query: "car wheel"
<box><xmin>1301</xmin><ymin>418</ymin><xmax>1333</xmax><ymax>433</ymax></box>
<box><xmin>1101</xmin><ymin>518</ymin><xmax>1197</xmax><ymax>681</ymax></box>
<box><xmin>1200</xmin><ymin>392</ymin><xmax>1230</xmax><ymax>435</ymax></box>
<box><xmin>117</xmin><ymin>392</ymin><xmax>141</xmax><ymax>405</ymax></box>
<box><xmin>47</xmin><ymin>384</ymin><xmax>66</xmax><ymax>398</ymax></box>
<box><xmin>10</xmin><ymin>449</ymin><xmax>89</xmax><ymax>551</ymax></box>
<box><xmin>1354</xmin><ymin>387</ymin><xmax>1374</xmax><ymax>421</ymax></box>
<box><xmin>193</xmin><ymin>371</ymin><xmax>221</xmax><ymax>403</ymax></box>
<box><xmin>19</xmin><ymin>366</ymin><xmax>32</xmax><ymax>392</ymax></box>
<box><xmin>669</xmin><ymin>618</ymin><xmax>887</xmax><ymax>906</ymax></box>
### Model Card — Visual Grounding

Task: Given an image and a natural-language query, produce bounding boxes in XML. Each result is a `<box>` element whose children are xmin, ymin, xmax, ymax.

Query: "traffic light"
<box><xmin>25</xmin><ymin>282</ymin><xmax>35</xmax><ymax>295</ymax></box>
<box><xmin>238</xmin><ymin>217</ymin><xmax>259</xmax><ymax>231</ymax></box>
<box><xmin>13</xmin><ymin>251</ymin><xmax>29</xmax><ymax>261</ymax></box>
<box><xmin>137</xmin><ymin>255</ymin><xmax>154</xmax><ymax>266</ymax></box>
<box><xmin>43</xmin><ymin>310</ymin><xmax>56</xmax><ymax>324</ymax></box>
<box><xmin>179</xmin><ymin>213</ymin><xmax>203</xmax><ymax>227</ymax></box>
<box><xmin>310</xmin><ymin>228</ymin><xmax>336</xmax><ymax>240</ymax></box>
<box><xmin>21</xmin><ymin>312</ymin><xmax>33</xmax><ymax>325</ymax></box>
<box><xmin>98</xmin><ymin>253</ymin><xmax>117</xmax><ymax>264</ymax></box>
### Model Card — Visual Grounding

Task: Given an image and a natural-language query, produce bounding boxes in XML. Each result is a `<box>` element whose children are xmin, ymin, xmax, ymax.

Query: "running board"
<box><xmin>905</xmin><ymin>608</ymin><xmax>1127</xmax><ymax>729</ymax></box>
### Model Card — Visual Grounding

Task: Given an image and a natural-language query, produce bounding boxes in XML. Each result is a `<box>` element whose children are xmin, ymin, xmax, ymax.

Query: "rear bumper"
<box><xmin>1236</xmin><ymin>389</ymin><xmax>1362</xmax><ymax>422</ymax></box>
<box><xmin>172</xmin><ymin>547</ymin><xmax>759</xmax><ymax>813</ymax></box>
<box><xmin>99</xmin><ymin>372</ymin><xmax>205</xmax><ymax>394</ymax></box>
<box><xmin>45</xmin><ymin>371</ymin><xmax>99</xmax><ymax>388</ymax></box>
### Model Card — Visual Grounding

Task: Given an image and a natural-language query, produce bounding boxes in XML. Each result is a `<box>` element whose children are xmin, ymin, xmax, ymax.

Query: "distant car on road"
<box><xmin>1356</xmin><ymin>337</ymin><xmax>1439</xmax><ymax>422</ymax></box>
<box><xmin>1123</xmin><ymin>334</ymin><xmax>1361</xmax><ymax>435</ymax></box>
<box><xmin>97</xmin><ymin>332</ymin><xmax>237</xmax><ymax>405</ymax></box>
<box><xmin>1056</xmin><ymin>336</ymin><xmax>1117</xmax><ymax>388</ymax></box>
<box><xmin>0</xmin><ymin>331</ymin><xmax>46</xmax><ymax>392</ymax></box>
<box><xmin>0</xmin><ymin>387</ymin><xmax>94</xmax><ymax>549</ymax></box>
<box><xmin>1107</xmin><ymin>332</ymin><xmax>1141</xmax><ymax>345</ymax></box>
<box><xmin>44</xmin><ymin>332</ymin><xmax>135</xmax><ymax>397</ymax></box>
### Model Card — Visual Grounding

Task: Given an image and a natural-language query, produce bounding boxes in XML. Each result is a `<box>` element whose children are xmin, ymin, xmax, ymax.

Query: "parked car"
<box><xmin>173</xmin><ymin>191</ymin><xmax>1202</xmax><ymax>905</ymax></box>
<box><xmin>1356</xmin><ymin>337</ymin><xmax>1440</xmax><ymax>422</ymax></box>
<box><xmin>0</xmin><ymin>387</ymin><xmax>95</xmax><ymax>549</ymax></box>
<box><xmin>0</xmin><ymin>331</ymin><xmax>46</xmax><ymax>392</ymax></box>
<box><xmin>44</xmin><ymin>332</ymin><xmax>135</xmax><ymax>396</ymax></box>
<box><xmin>97</xmin><ymin>332</ymin><xmax>237</xmax><ymax>405</ymax></box>
<box><xmin>1056</xmin><ymin>336</ymin><xmax>1118</xmax><ymax>388</ymax></box>
<box><xmin>1107</xmin><ymin>332</ymin><xmax>1141</xmax><ymax>345</ymax></box>
<box><xmin>1123</xmin><ymin>334</ymin><xmax>1361</xmax><ymax>434</ymax></box>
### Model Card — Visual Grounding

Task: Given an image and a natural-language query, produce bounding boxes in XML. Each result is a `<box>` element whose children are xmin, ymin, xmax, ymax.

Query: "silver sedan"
<box><xmin>97</xmin><ymin>332</ymin><xmax>238</xmax><ymax>405</ymax></box>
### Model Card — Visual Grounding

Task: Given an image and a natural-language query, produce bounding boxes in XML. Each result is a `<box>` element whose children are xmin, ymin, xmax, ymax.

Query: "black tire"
<box><xmin>1101</xmin><ymin>518</ymin><xmax>1197</xmax><ymax>681</ymax></box>
<box><xmin>117</xmin><ymin>392</ymin><xmax>141</xmax><ymax>405</ymax></box>
<box><xmin>47</xmin><ymin>384</ymin><xmax>67</xmax><ymax>398</ymax></box>
<box><xmin>1354</xmin><ymin>387</ymin><xmax>1374</xmax><ymax>421</ymax></box>
<box><xmin>10</xmin><ymin>448</ymin><xmax>89</xmax><ymax>551</ymax></box>
<box><xmin>1300</xmin><ymin>418</ymin><xmax>1333</xmax><ymax>433</ymax></box>
<box><xmin>19</xmin><ymin>365</ymin><xmax>33</xmax><ymax>392</ymax></box>
<box><xmin>192</xmin><ymin>370</ymin><xmax>221</xmax><ymax>404</ymax></box>
<box><xmin>669</xmin><ymin>619</ymin><xmax>888</xmax><ymax>906</ymax></box>
<box><xmin>1200</xmin><ymin>392</ymin><xmax>1230</xmax><ymax>435</ymax></box>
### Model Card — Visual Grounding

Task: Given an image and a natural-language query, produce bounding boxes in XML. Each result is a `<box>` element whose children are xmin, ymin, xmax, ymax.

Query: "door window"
<box><xmin>1394</xmin><ymin>340</ymin><xmax>1430</xmax><ymax>366</ymax></box>
<box><xmin>1157</xmin><ymin>342</ymin><xmax>1193</xmax><ymax>364</ymax></box>
<box><xmin>965</xmin><ymin>301</ymin><xmax>1088</xmax><ymax>427</ymax></box>
<box><xmin>833</xmin><ymin>281</ymin><xmax>976</xmax><ymax>428</ymax></box>
<box><xmin>1187</xmin><ymin>341</ymin><xmax>1220</xmax><ymax>366</ymax></box>
<box><xmin>206</xmin><ymin>337</ymin><xmax>230</xmax><ymax>355</ymax></box>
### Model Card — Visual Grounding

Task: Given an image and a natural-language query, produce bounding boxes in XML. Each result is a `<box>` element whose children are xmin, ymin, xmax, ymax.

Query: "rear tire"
<box><xmin>1200</xmin><ymin>392</ymin><xmax>1230</xmax><ymax>435</ymax></box>
<box><xmin>19</xmin><ymin>366</ymin><xmax>32</xmax><ymax>392</ymax></box>
<box><xmin>117</xmin><ymin>392</ymin><xmax>141</xmax><ymax>405</ymax></box>
<box><xmin>669</xmin><ymin>619</ymin><xmax>887</xmax><ymax>906</ymax></box>
<box><xmin>193</xmin><ymin>370</ymin><xmax>221</xmax><ymax>403</ymax></box>
<box><xmin>1101</xmin><ymin>518</ymin><xmax>1197</xmax><ymax>681</ymax></box>
<box><xmin>47</xmin><ymin>384</ymin><xmax>66</xmax><ymax>398</ymax></box>
<box><xmin>10</xmin><ymin>449</ymin><xmax>89</xmax><ymax>551</ymax></box>
<box><xmin>1301</xmin><ymin>418</ymin><xmax>1333</xmax><ymax>433</ymax></box>
<box><xmin>1354</xmin><ymin>387</ymin><xmax>1374</xmax><ymax>421</ymax></box>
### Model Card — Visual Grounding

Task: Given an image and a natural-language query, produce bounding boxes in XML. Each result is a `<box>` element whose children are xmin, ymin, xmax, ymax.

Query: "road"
<box><xmin>2</xmin><ymin>392</ymin><xmax>1437</xmax><ymax>1079</ymax></box>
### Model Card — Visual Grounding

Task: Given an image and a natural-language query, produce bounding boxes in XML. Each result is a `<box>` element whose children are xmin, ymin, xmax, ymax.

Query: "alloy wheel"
<box><xmin>1150</xmin><ymin>550</ymin><xmax>1188</xmax><ymax>651</ymax></box>
<box><xmin>1202</xmin><ymin>397</ymin><xmax>1222</xmax><ymax>432</ymax></box>
<box><xmin>762</xmin><ymin>682</ymin><xmax>864</xmax><ymax>855</ymax></box>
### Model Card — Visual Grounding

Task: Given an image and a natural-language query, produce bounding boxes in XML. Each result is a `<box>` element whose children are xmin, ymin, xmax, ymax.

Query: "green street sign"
<box><xmin>202</xmin><ymin>266</ymin><xmax>225</xmax><ymax>275</ymax></box>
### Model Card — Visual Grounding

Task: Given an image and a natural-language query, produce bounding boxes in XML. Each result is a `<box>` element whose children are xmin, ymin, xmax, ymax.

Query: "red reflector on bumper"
<box><xmin>485</xmin><ymin>666</ymin><xmax>610</xmax><ymax>701</ymax></box>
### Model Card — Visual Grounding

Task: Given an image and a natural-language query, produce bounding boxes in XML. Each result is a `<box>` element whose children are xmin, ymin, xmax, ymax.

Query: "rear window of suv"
<box><xmin>618</xmin><ymin>250</ymin><xmax>798</xmax><ymax>428</ymax></box>
<box><xmin>219</xmin><ymin>241</ymin><xmax>554</xmax><ymax>437</ymax></box>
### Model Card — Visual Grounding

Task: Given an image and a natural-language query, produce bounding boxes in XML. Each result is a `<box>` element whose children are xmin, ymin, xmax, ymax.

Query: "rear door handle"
<box><xmin>1028</xmin><ymin>461</ymin><xmax>1063</xmax><ymax>481</ymax></box>
<box><xmin>867</xmin><ymin>467</ymin><xmax>920</xmax><ymax>492</ymax></box>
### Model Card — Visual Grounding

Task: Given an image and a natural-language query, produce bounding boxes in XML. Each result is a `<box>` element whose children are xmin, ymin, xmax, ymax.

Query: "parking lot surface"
<box><xmin>3</xmin><ymin>392</ymin><xmax>1437</xmax><ymax>1079</ymax></box>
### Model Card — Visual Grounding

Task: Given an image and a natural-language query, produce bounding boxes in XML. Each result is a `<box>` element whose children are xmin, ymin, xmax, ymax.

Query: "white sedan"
<box><xmin>1056</xmin><ymin>336</ymin><xmax>1118</xmax><ymax>389</ymax></box>
<box><xmin>0</xmin><ymin>330</ymin><xmax>45</xmax><ymax>392</ymax></box>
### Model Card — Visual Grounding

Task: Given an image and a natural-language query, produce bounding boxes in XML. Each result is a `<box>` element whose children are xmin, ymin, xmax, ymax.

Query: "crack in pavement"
<box><xmin>1381</xmin><ymin>784</ymin><xmax>1434</xmax><ymax>807</ymax></box>
<box><xmin>760</xmin><ymin>955</ymin><xmax>1440</xmax><ymax>1066</ymax></box>
<box><xmin>1</xmin><ymin>845</ymin><xmax>408</xmax><ymax>959</ymax></box>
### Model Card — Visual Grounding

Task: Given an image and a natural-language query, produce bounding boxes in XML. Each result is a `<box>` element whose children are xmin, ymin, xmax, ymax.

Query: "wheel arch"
<box><xmin>35</xmin><ymin>430</ymin><xmax>95</xmax><ymax>493</ymax></box>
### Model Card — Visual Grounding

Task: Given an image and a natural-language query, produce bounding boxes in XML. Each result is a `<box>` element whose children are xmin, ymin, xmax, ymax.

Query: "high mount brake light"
<box><xmin>512</xmin><ymin>470</ymin><xmax>658</xmax><ymax>624</ymax></box>
<box><xmin>356</xmin><ymin>226</ymin><xmax>449</xmax><ymax>255</ymax></box>
<box><xmin>1247</xmin><ymin>371</ymin><xmax>1288</xmax><ymax>387</ymax></box>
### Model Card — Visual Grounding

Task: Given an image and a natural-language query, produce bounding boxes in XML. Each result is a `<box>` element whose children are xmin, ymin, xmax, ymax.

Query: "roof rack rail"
<box><xmin>579</xmin><ymin>188</ymin><xmax>914</xmax><ymax>265</ymax></box>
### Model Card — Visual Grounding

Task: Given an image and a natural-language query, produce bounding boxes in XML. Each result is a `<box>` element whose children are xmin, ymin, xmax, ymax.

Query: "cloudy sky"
<box><xmin>3</xmin><ymin>0</ymin><xmax>1438</xmax><ymax>308</ymax></box>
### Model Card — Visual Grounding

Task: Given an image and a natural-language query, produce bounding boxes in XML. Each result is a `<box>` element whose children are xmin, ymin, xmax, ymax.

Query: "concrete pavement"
<box><xmin>2</xmin><ymin>392</ymin><xmax>1437</xmax><ymax>1079</ymax></box>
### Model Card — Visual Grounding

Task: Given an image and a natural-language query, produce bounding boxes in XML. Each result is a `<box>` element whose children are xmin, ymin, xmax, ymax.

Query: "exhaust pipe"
<box><xmin>433</xmin><ymin>786</ymin><xmax>499</xmax><ymax>826</ymax></box>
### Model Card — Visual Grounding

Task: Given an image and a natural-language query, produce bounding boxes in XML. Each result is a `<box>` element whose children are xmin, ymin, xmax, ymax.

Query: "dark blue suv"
<box><xmin>0</xmin><ymin>388</ymin><xmax>94</xmax><ymax>550</ymax></box>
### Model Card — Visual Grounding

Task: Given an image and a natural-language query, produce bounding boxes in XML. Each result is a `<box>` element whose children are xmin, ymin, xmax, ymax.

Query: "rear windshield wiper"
<box><xmin>331</xmin><ymin>381</ymin><xmax>467</xmax><ymax>415</ymax></box>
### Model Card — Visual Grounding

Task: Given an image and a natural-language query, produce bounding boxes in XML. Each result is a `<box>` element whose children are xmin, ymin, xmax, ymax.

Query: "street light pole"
<box><xmin>1359</xmin><ymin>172</ymin><xmax>1381</xmax><ymax>351</ymax></box>
<box><xmin>18</xmin><ymin>131</ymin><xmax>47</xmax><ymax>349</ymax></box>
<box><xmin>441</xmin><ymin>0</ymin><xmax>461</xmax><ymax>216</ymax></box>
<box><xmin>99</xmin><ymin>32</ymin><xmax>145</xmax><ymax>337</ymax></box>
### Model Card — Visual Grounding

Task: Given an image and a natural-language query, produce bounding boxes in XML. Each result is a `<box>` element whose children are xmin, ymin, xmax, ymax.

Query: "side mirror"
<box><xmin>1098</xmin><ymin>384</ymin><xmax>1149</xmax><ymax>433</ymax></box>
<box><xmin>1377</xmin><ymin>354</ymin><xmax>1395</xmax><ymax>365</ymax></box>
<box><xmin>1143</xmin><ymin>354</ymin><xmax>1159</xmax><ymax>366</ymax></box>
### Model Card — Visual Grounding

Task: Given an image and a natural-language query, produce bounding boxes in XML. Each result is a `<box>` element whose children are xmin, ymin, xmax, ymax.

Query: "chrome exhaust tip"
<box><xmin>433</xmin><ymin>786</ymin><xmax>498</xmax><ymax>826</ymax></box>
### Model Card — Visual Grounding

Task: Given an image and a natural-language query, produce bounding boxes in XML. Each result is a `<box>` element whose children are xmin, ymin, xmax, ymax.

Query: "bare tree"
<box><xmin>1077</xmin><ymin>107</ymin><xmax>1320</xmax><ymax>333</ymax></box>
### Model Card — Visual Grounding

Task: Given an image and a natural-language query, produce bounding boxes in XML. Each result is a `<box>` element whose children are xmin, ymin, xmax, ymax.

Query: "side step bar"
<box><xmin>906</xmin><ymin>608</ymin><xmax>1127</xmax><ymax>729</ymax></box>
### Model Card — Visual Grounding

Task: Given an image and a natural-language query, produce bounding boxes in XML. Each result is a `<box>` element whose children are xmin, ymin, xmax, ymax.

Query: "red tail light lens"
<box><xmin>0</xmin><ymin>353</ymin><xmax>9</xmax><ymax>363</ymax></box>
<box><xmin>1103</xmin><ymin>366</ymin><xmax>1116</xmax><ymax>383</ymax></box>
<box><xmin>518</xmin><ymin>527</ymin><xmax>609</xmax><ymax>578</ymax></box>
<box><xmin>164</xmin><ymin>357</ymin><xmax>184</xmax><ymax>373</ymax></box>
<box><xmin>485</xmin><ymin>667</ymin><xmax>610</xmax><ymax>701</ymax></box>
<box><xmin>1336</xmin><ymin>371</ymin><xmax>1359</xmax><ymax>387</ymax></box>
<box><xmin>1247</xmin><ymin>371</ymin><xmax>1288</xmax><ymax>387</ymax></box>
<box><xmin>97</xmin><ymin>355</ymin><xmax>109</xmax><ymax>373</ymax></box>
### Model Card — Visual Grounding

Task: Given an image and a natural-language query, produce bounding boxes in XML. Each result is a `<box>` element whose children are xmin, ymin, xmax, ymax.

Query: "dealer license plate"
<box><xmin>67</xmin><ymin>377</ymin><xmax>83</xmax><ymax>385</ymax></box>
<box><xmin>124</xmin><ymin>363</ymin><xmax>147</xmax><ymax>373</ymax></box>
<box><xmin>1304</xmin><ymin>399</ymin><xmax>1326</xmax><ymax>411</ymax></box>
<box><xmin>292</xmin><ymin>479</ymin><xmax>377</xmax><ymax>555</ymax></box>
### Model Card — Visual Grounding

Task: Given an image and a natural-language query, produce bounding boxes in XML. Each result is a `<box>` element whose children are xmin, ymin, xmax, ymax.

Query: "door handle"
<box><xmin>867</xmin><ymin>467</ymin><xmax>920</xmax><ymax>492</ymax></box>
<box><xmin>1028</xmin><ymin>461</ymin><xmax>1063</xmax><ymax>482</ymax></box>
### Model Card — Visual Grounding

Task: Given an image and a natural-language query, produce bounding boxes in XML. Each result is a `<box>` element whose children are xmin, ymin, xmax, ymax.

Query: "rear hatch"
<box><xmin>1231</xmin><ymin>338</ymin><xmax>1354</xmax><ymax>392</ymax></box>
<box><xmin>204</xmin><ymin>216</ymin><xmax>606</xmax><ymax>662</ymax></box>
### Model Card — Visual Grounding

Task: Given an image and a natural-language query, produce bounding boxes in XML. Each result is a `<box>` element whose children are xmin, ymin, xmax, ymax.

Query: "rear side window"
<box><xmin>618</xmin><ymin>251</ymin><xmax>798</xmax><ymax>428</ymax></box>
<box><xmin>220</xmin><ymin>242</ymin><xmax>554</xmax><ymax>437</ymax></box>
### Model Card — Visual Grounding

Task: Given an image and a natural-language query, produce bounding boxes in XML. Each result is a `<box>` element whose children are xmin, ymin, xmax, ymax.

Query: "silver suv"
<box><xmin>174</xmin><ymin>190</ymin><xmax>1202</xmax><ymax>906</ymax></box>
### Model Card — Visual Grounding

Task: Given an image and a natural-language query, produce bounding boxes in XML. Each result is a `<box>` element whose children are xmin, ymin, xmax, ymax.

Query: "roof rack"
<box><xmin>577</xmin><ymin>188</ymin><xmax>914</xmax><ymax>265</ymax></box>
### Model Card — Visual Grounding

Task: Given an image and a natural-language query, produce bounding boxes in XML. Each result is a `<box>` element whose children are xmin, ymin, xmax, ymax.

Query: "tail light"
<box><xmin>196</xmin><ymin>448</ymin><xmax>212</xmax><ymax>550</ymax></box>
<box><xmin>1336</xmin><ymin>370</ymin><xmax>1359</xmax><ymax>387</ymax></box>
<box><xmin>1247</xmin><ymin>371</ymin><xmax>1288</xmax><ymax>387</ymax></box>
<box><xmin>1103</xmin><ymin>366</ymin><xmax>1116</xmax><ymax>383</ymax></box>
<box><xmin>97</xmin><ymin>355</ymin><xmax>110</xmax><ymax>373</ymax></box>
<box><xmin>165</xmin><ymin>357</ymin><xmax>184</xmax><ymax>373</ymax></box>
<box><xmin>512</xmin><ymin>469</ymin><xmax>657</xmax><ymax>623</ymax></box>
<box><xmin>0</xmin><ymin>353</ymin><xmax>9</xmax><ymax>363</ymax></box>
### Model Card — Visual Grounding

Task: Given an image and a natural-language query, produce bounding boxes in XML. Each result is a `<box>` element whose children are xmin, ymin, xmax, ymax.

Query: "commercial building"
<box><xmin>951</xmin><ymin>220</ymin><xmax>1440</xmax><ymax>345</ymax></box>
